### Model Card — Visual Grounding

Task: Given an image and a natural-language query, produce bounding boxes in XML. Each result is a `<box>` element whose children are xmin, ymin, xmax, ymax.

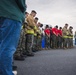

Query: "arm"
<box><xmin>44</xmin><ymin>30</ymin><xmax>50</xmax><ymax>37</ymax></box>
<box><xmin>26</xmin><ymin>15</ymin><xmax>35</xmax><ymax>28</ymax></box>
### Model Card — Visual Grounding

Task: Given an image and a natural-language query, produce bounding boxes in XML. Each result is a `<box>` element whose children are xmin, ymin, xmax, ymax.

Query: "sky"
<box><xmin>26</xmin><ymin>0</ymin><xmax>76</xmax><ymax>33</ymax></box>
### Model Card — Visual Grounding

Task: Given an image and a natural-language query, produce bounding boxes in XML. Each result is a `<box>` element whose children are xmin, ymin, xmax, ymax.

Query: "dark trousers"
<box><xmin>75</xmin><ymin>38</ymin><xmax>76</xmax><ymax>45</ymax></box>
<box><xmin>50</xmin><ymin>37</ymin><xmax>53</xmax><ymax>48</ymax></box>
<box><xmin>58</xmin><ymin>36</ymin><xmax>62</xmax><ymax>48</ymax></box>
<box><xmin>68</xmin><ymin>38</ymin><xmax>71</xmax><ymax>48</ymax></box>
<box><xmin>52</xmin><ymin>34</ymin><xmax>57</xmax><ymax>48</ymax></box>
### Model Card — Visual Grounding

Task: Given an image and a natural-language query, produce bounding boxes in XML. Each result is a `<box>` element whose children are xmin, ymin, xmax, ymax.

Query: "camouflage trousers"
<box><xmin>68</xmin><ymin>38</ymin><xmax>73</xmax><ymax>48</ymax></box>
<box><xmin>45</xmin><ymin>35</ymin><xmax>50</xmax><ymax>48</ymax></box>
<box><xmin>14</xmin><ymin>29</ymin><xmax>26</xmax><ymax>57</ymax></box>
<box><xmin>25</xmin><ymin>34</ymin><xmax>34</xmax><ymax>54</ymax></box>
<box><xmin>63</xmin><ymin>38</ymin><xmax>68</xmax><ymax>48</ymax></box>
<box><xmin>32</xmin><ymin>36</ymin><xmax>37</xmax><ymax>51</ymax></box>
<box><xmin>36</xmin><ymin>37</ymin><xmax>42</xmax><ymax>50</ymax></box>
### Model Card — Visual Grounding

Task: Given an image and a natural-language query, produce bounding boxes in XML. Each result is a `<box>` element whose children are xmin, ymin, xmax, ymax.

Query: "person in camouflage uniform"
<box><xmin>57</xmin><ymin>27</ymin><xmax>63</xmax><ymax>48</ymax></box>
<box><xmin>44</xmin><ymin>25</ymin><xmax>50</xmax><ymax>49</ymax></box>
<box><xmin>52</xmin><ymin>26</ymin><xmax>58</xmax><ymax>49</ymax></box>
<box><xmin>14</xmin><ymin>12</ymin><xmax>29</xmax><ymax>60</ymax></box>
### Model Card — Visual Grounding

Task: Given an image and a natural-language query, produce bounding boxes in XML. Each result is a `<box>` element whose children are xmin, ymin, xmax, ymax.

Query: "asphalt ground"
<box><xmin>15</xmin><ymin>47</ymin><xmax>76</xmax><ymax>75</ymax></box>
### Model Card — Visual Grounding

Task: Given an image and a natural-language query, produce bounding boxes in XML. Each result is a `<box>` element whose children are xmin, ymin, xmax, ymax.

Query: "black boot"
<box><xmin>14</xmin><ymin>55</ymin><xmax>25</xmax><ymax>61</ymax></box>
<box><xmin>26</xmin><ymin>53</ymin><xmax>34</xmax><ymax>56</ymax></box>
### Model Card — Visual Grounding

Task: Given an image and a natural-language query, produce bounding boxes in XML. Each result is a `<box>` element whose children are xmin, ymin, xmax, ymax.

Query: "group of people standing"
<box><xmin>0</xmin><ymin>0</ymin><xmax>26</xmax><ymax>75</ymax></box>
<box><xmin>43</xmin><ymin>24</ymin><xmax>74</xmax><ymax>50</ymax></box>
<box><xmin>14</xmin><ymin>10</ymin><xmax>75</xmax><ymax>62</ymax></box>
<box><xmin>14</xmin><ymin>10</ymin><xmax>43</xmax><ymax>60</ymax></box>
<box><xmin>0</xmin><ymin>0</ymin><xmax>75</xmax><ymax>75</ymax></box>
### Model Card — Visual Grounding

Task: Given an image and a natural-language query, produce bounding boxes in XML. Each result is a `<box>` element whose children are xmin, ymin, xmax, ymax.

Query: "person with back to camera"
<box><xmin>0</xmin><ymin>0</ymin><xmax>26</xmax><ymax>75</ymax></box>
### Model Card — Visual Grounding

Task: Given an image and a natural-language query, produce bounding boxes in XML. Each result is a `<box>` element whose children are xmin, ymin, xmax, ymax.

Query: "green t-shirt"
<box><xmin>0</xmin><ymin>0</ymin><xmax>26</xmax><ymax>23</ymax></box>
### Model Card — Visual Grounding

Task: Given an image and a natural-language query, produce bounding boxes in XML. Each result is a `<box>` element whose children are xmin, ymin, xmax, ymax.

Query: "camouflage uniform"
<box><xmin>36</xmin><ymin>27</ymin><xmax>42</xmax><ymax>50</ymax></box>
<box><xmin>14</xmin><ymin>26</ymin><xmax>26</xmax><ymax>60</ymax></box>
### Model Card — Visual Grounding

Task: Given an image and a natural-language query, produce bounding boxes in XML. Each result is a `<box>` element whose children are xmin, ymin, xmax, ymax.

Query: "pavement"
<box><xmin>15</xmin><ymin>47</ymin><xmax>76</xmax><ymax>75</ymax></box>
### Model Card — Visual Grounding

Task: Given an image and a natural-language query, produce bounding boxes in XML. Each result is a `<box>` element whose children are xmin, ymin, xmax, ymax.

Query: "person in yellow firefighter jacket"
<box><xmin>14</xmin><ymin>12</ymin><xmax>29</xmax><ymax>60</ymax></box>
<box><xmin>68</xmin><ymin>26</ymin><xmax>73</xmax><ymax>48</ymax></box>
<box><xmin>62</xmin><ymin>23</ymin><xmax>69</xmax><ymax>49</ymax></box>
<box><xmin>32</xmin><ymin>17</ymin><xmax>39</xmax><ymax>52</ymax></box>
<box><xmin>25</xmin><ymin>10</ymin><xmax>37</xmax><ymax>56</ymax></box>
<box><xmin>36</xmin><ymin>23</ymin><xmax>42</xmax><ymax>50</ymax></box>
